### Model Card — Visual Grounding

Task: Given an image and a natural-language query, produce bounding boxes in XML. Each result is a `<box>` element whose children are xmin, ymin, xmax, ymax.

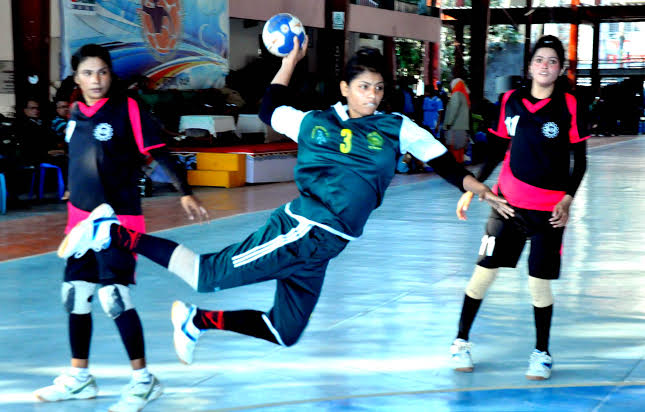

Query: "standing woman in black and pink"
<box><xmin>449</xmin><ymin>35</ymin><xmax>588</xmax><ymax>380</ymax></box>
<box><xmin>34</xmin><ymin>44</ymin><xmax>208</xmax><ymax>412</ymax></box>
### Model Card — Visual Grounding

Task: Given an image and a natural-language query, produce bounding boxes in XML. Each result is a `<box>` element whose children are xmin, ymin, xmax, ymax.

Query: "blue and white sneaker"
<box><xmin>171</xmin><ymin>300</ymin><xmax>204</xmax><ymax>365</ymax></box>
<box><xmin>525</xmin><ymin>349</ymin><xmax>553</xmax><ymax>380</ymax></box>
<box><xmin>58</xmin><ymin>203</ymin><xmax>119</xmax><ymax>259</ymax></box>
<box><xmin>450</xmin><ymin>338</ymin><xmax>474</xmax><ymax>372</ymax></box>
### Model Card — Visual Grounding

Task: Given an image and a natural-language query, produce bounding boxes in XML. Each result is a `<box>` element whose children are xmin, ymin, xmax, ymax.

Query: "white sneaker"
<box><xmin>171</xmin><ymin>300</ymin><xmax>203</xmax><ymax>364</ymax></box>
<box><xmin>526</xmin><ymin>349</ymin><xmax>553</xmax><ymax>380</ymax></box>
<box><xmin>58</xmin><ymin>203</ymin><xmax>119</xmax><ymax>259</ymax></box>
<box><xmin>450</xmin><ymin>338</ymin><xmax>474</xmax><ymax>372</ymax></box>
<box><xmin>34</xmin><ymin>373</ymin><xmax>98</xmax><ymax>402</ymax></box>
<box><xmin>108</xmin><ymin>375</ymin><xmax>163</xmax><ymax>412</ymax></box>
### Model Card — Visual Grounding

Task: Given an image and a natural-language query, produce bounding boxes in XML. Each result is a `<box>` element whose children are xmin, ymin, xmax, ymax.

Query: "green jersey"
<box><xmin>271</xmin><ymin>102</ymin><xmax>447</xmax><ymax>239</ymax></box>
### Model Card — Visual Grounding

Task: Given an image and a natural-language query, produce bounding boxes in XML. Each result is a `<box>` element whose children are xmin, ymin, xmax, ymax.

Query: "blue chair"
<box><xmin>38</xmin><ymin>163</ymin><xmax>65</xmax><ymax>200</ymax></box>
<box><xmin>0</xmin><ymin>172</ymin><xmax>6</xmax><ymax>214</ymax></box>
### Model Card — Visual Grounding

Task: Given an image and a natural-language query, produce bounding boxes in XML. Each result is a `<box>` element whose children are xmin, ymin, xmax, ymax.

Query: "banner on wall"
<box><xmin>61</xmin><ymin>0</ymin><xmax>229</xmax><ymax>90</ymax></box>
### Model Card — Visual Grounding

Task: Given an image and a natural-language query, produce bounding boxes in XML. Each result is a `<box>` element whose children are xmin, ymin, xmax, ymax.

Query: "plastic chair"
<box><xmin>0</xmin><ymin>172</ymin><xmax>6</xmax><ymax>214</ymax></box>
<box><xmin>38</xmin><ymin>163</ymin><xmax>65</xmax><ymax>200</ymax></box>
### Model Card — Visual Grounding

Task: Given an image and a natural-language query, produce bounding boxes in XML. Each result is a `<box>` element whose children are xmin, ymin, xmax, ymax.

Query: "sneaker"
<box><xmin>108</xmin><ymin>375</ymin><xmax>163</xmax><ymax>412</ymax></box>
<box><xmin>171</xmin><ymin>300</ymin><xmax>203</xmax><ymax>364</ymax></box>
<box><xmin>34</xmin><ymin>373</ymin><xmax>98</xmax><ymax>402</ymax></box>
<box><xmin>450</xmin><ymin>338</ymin><xmax>474</xmax><ymax>372</ymax></box>
<box><xmin>58</xmin><ymin>203</ymin><xmax>119</xmax><ymax>259</ymax></box>
<box><xmin>525</xmin><ymin>349</ymin><xmax>553</xmax><ymax>380</ymax></box>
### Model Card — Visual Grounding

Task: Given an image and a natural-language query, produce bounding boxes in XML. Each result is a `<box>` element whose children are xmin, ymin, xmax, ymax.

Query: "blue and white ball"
<box><xmin>262</xmin><ymin>13</ymin><xmax>305</xmax><ymax>57</ymax></box>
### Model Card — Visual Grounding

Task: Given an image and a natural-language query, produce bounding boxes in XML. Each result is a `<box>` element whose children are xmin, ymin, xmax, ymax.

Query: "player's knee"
<box><xmin>97</xmin><ymin>284</ymin><xmax>134</xmax><ymax>319</ymax></box>
<box><xmin>263</xmin><ymin>314</ymin><xmax>304</xmax><ymax>347</ymax></box>
<box><xmin>465</xmin><ymin>265</ymin><xmax>498</xmax><ymax>300</ymax></box>
<box><xmin>61</xmin><ymin>281</ymin><xmax>96</xmax><ymax>314</ymax></box>
<box><xmin>528</xmin><ymin>276</ymin><xmax>553</xmax><ymax>307</ymax></box>
<box><xmin>279</xmin><ymin>329</ymin><xmax>303</xmax><ymax>347</ymax></box>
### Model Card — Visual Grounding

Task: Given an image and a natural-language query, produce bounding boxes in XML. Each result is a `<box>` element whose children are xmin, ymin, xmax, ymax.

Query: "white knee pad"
<box><xmin>97</xmin><ymin>284</ymin><xmax>134</xmax><ymax>319</ymax></box>
<box><xmin>168</xmin><ymin>244</ymin><xmax>200</xmax><ymax>290</ymax></box>
<box><xmin>61</xmin><ymin>281</ymin><xmax>97</xmax><ymax>314</ymax></box>
<box><xmin>465</xmin><ymin>266</ymin><xmax>499</xmax><ymax>300</ymax></box>
<box><xmin>528</xmin><ymin>276</ymin><xmax>553</xmax><ymax>308</ymax></box>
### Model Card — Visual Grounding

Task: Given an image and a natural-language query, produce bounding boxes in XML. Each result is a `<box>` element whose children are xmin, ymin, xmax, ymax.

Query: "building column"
<box><xmin>323</xmin><ymin>0</ymin><xmax>350</xmax><ymax>103</ymax></box>
<box><xmin>11</xmin><ymin>0</ymin><xmax>50</xmax><ymax>111</ymax></box>
<box><xmin>591</xmin><ymin>20</ymin><xmax>600</xmax><ymax>96</ymax></box>
<box><xmin>567</xmin><ymin>0</ymin><xmax>580</xmax><ymax>89</ymax></box>
<box><xmin>469</xmin><ymin>0</ymin><xmax>490</xmax><ymax>106</ymax></box>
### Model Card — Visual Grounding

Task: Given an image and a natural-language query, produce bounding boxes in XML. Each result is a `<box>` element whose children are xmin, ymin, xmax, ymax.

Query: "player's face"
<box><xmin>75</xmin><ymin>57</ymin><xmax>112</xmax><ymax>105</ymax></box>
<box><xmin>340</xmin><ymin>71</ymin><xmax>385</xmax><ymax>118</ymax></box>
<box><xmin>529</xmin><ymin>47</ymin><xmax>561</xmax><ymax>89</ymax></box>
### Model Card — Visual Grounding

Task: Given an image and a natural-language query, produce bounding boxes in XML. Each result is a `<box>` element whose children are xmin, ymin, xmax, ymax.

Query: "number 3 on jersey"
<box><xmin>340</xmin><ymin>128</ymin><xmax>352</xmax><ymax>153</ymax></box>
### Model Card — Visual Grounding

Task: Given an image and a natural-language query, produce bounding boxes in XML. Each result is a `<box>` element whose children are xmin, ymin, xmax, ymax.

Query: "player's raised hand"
<box><xmin>283</xmin><ymin>35</ymin><xmax>308</xmax><ymax>65</ymax></box>
<box><xmin>180</xmin><ymin>195</ymin><xmax>209</xmax><ymax>223</ymax></box>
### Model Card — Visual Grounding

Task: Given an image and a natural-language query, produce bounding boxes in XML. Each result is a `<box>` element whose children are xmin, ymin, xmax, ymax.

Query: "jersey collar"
<box><xmin>332</xmin><ymin>101</ymin><xmax>382</xmax><ymax>121</ymax></box>
<box><xmin>77</xmin><ymin>98</ymin><xmax>109</xmax><ymax>117</ymax></box>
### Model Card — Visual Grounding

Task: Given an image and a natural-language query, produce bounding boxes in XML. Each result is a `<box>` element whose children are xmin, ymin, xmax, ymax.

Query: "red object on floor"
<box><xmin>170</xmin><ymin>142</ymin><xmax>298</xmax><ymax>154</ymax></box>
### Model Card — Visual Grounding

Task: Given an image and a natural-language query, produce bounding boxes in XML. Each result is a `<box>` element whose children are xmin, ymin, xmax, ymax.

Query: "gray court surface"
<box><xmin>1</xmin><ymin>137</ymin><xmax>644</xmax><ymax>411</ymax></box>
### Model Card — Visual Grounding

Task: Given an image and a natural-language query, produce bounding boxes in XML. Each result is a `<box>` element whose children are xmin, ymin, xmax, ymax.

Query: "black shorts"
<box><xmin>476</xmin><ymin>207</ymin><xmax>564</xmax><ymax>279</ymax></box>
<box><xmin>65</xmin><ymin>246</ymin><xmax>136</xmax><ymax>285</ymax></box>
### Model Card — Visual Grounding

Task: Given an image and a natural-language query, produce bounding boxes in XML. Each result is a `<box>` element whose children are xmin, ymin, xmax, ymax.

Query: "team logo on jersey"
<box><xmin>541</xmin><ymin>122</ymin><xmax>559</xmax><ymax>138</ymax></box>
<box><xmin>366</xmin><ymin>131</ymin><xmax>384</xmax><ymax>151</ymax></box>
<box><xmin>94</xmin><ymin>123</ymin><xmax>114</xmax><ymax>141</ymax></box>
<box><xmin>65</xmin><ymin>120</ymin><xmax>76</xmax><ymax>143</ymax></box>
<box><xmin>311</xmin><ymin>126</ymin><xmax>329</xmax><ymax>144</ymax></box>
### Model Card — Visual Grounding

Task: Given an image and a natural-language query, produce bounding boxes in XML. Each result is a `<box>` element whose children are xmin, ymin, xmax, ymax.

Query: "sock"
<box><xmin>132</xmin><ymin>367</ymin><xmax>151</xmax><ymax>383</ymax></box>
<box><xmin>534</xmin><ymin>304</ymin><xmax>553</xmax><ymax>354</ymax></box>
<box><xmin>70</xmin><ymin>366</ymin><xmax>90</xmax><ymax>381</ymax></box>
<box><xmin>110</xmin><ymin>225</ymin><xmax>178</xmax><ymax>268</ymax></box>
<box><xmin>114</xmin><ymin>309</ymin><xmax>146</xmax><ymax>360</ymax></box>
<box><xmin>69</xmin><ymin>313</ymin><xmax>92</xmax><ymax>360</ymax></box>
<box><xmin>194</xmin><ymin>309</ymin><xmax>279</xmax><ymax>345</ymax></box>
<box><xmin>457</xmin><ymin>294</ymin><xmax>483</xmax><ymax>341</ymax></box>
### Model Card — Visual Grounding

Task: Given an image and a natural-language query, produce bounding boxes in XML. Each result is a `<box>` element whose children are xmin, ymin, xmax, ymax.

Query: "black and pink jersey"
<box><xmin>488</xmin><ymin>88</ymin><xmax>589</xmax><ymax>211</ymax></box>
<box><xmin>66</xmin><ymin>94</ymin><xmax>165</xmax><ymax>218</ymax></box>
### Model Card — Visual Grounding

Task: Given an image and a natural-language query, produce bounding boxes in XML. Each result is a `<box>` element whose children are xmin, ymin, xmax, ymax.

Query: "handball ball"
<box><xmin>262</xmin><ymin>13</ymin><xmax>305</xmax><ymax>57</ymax></box>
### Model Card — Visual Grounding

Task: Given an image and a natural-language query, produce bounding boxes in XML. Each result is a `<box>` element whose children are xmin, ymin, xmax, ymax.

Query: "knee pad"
<box><xmin>465</xmin><ymin>266</ymin><xmax>498</xmax><ymax>300</ymax></box>
<box><xmin>168</xmin><ymin>244</ymin><xmax>199</xmax><ymax>291</ymax></box>
<box><xmin>61</xmin><ymin>281</ymin><xmax>96</xmax><ymax>314</ymax></box>
<box><xmin>528</xmin><ymin>276</ymin><xmax>553</xmax><ymax>308</ymax></box>
<box><xmin>97</xmin><ymin>284</ymin><xmax>134</xmax><ymax>319</ymax></box>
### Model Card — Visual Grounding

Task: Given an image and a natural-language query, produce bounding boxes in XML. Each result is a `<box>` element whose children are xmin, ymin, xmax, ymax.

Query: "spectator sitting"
<box><xmin>51</xmin><ymin>98</ymin><xmax>70</xmax><ymax>144</ymax></box>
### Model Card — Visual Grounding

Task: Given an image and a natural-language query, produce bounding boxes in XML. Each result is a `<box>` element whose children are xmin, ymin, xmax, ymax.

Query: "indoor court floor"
<box><xmin>1</xmin><ymin>136</ymin><xmax>644</xmax><ymax>411</ymax></box>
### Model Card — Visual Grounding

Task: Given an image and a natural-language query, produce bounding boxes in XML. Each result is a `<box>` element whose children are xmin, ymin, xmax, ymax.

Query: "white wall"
<box><xmin>0</xmin><ymin>0</ymin><xmax>14</xmax><ymax>116</ymax></box>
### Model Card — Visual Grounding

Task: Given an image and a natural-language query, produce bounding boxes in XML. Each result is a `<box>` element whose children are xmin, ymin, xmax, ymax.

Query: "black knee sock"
<box><xmin>457</xmin><ymin>295</ymin><xmax>483</xmax><ymax>341</ymax></box>
<box><xmin>193</xmin><ymin>309</ymin><xmax>279</xmax><ymax>345</ymax></box>
<box><xmin>110</xmin><ymin>225</ymin><xmax>178</xmax><ymax>268</ymax></box>
<box><xmin>114</xmin><ymin>309</ymin><xmax>146</xmax><ymax>360</ymax></box>
<box><xmin>69</xmin><ymin>313</ymin><xmax>92</xmax><ymax>359</ymax></box>
<box><xmin>534</xmin><ymin>305</ymin><xmax>553</xmax><ymax>354</ymax></box>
